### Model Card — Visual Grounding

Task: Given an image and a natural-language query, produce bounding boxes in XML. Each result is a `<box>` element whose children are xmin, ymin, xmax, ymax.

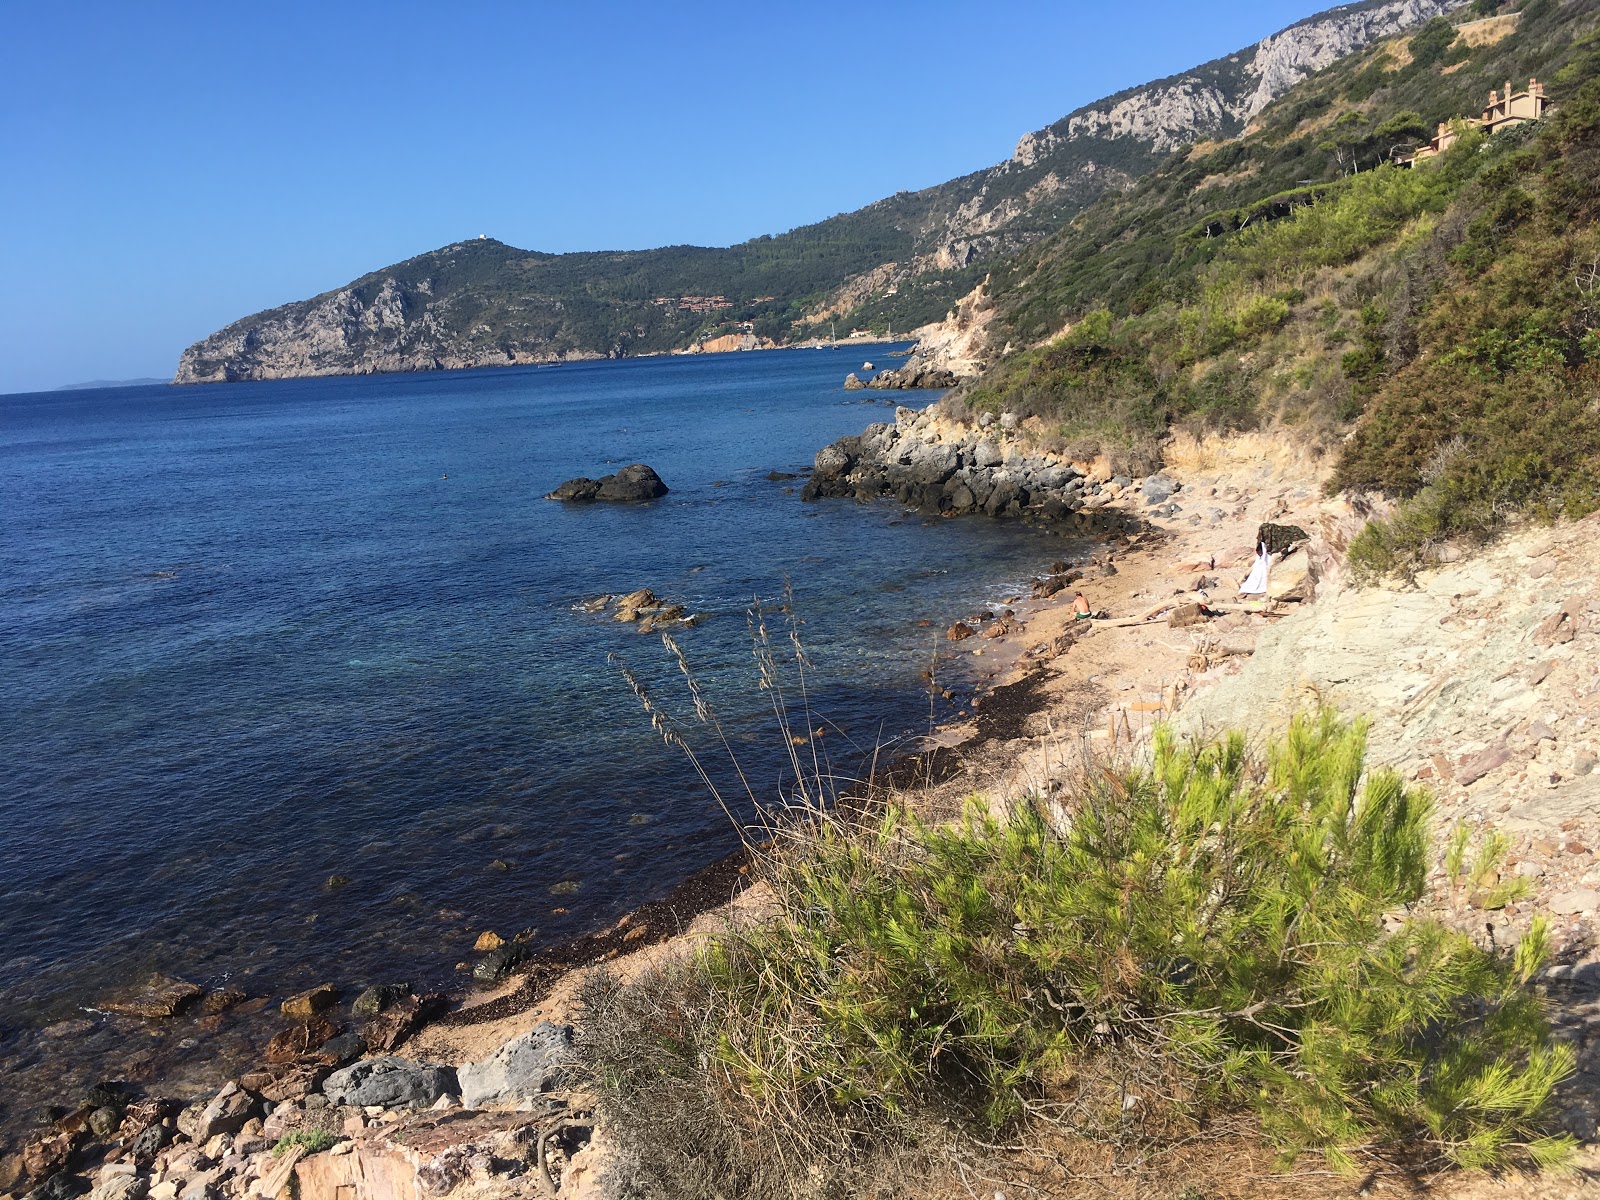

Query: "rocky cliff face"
<box><xmin>1009</xmin><ymin>0</ymin><xmax>1462</xmax><ymax>164</ymax></box>
<box><xmin>175</xmin><ymin>245</ymin><xmax>610</xmax><ymax>384</ymax></box>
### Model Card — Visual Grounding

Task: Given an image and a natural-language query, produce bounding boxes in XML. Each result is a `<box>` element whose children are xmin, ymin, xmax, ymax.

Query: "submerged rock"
<box><xmin>99</xmin><ymin>975</ymin><xmax>203</xmax><ymax>1020</ymax></box>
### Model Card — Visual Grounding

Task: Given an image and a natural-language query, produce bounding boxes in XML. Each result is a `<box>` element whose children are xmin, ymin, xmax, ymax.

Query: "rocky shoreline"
<box><xmin>0</xmin><ymin>424</ymin><xmax>1138</xmax><ymax>1198</ymax></box>
<box><xmin>803</xmin><ymin>401</ymin><xmax>1145</xmax><ymax>535</ymax></box>
<box><xmin>14</xmin><ymin>407</ymin><xmax>1600</xmax><ymax>1199</ymax></box>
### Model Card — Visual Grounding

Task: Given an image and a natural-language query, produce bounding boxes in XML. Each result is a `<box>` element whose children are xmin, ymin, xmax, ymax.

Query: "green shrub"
<box><xmin>592</xmin><ymin>713</ymin><xmax>1574</xmax><ymax>1184</ymax></box>
<box><xmin>1237</xmin><ymin>294</ymin><xmax>1291</xmax><ymax>338</ymax></box>
<box><xmin>272</xmin><ymin>1128</ymin><xmax>337</xmax><ymax>1156</ymax></box>
<box><xmin>1407</xmin><ymin>18</ymin><xmax>1467</xmax><ymax>71</ymax></box>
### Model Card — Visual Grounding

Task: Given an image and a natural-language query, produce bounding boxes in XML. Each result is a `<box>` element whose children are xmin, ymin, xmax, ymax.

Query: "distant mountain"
<box><xmin>55</xmin><ymin>377</ymin><xmax>171</xmax><ymax>390</ymax></box>
<box><xmin>175</xmin><ymin>0</ymin><xmax>1462</xmax><ymax>385</ymax></box>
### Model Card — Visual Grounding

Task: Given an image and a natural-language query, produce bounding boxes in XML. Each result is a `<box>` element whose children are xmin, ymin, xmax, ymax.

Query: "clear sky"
<box><xmin>1</xmin><ymin>0</ymin><xmax>1334</xmax><ymax>394</ymax></box>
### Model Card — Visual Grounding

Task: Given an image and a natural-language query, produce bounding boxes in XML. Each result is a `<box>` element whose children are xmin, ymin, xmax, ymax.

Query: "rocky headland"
<box><xmin>802</xmin><ymin>400</ymin><xmax>1146</xmax><ymax>534</ymax></box>
<box><xmin>169</xmin><ymin>0</ymin><xmax>1456</xmax><ymax>386</ymax></box>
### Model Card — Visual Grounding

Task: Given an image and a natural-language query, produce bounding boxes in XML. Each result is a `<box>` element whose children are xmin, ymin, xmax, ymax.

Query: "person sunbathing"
<box><xmin>1073</xmin><ymin>591</ymin><xmax>1093</xmax><ymax>621</ymax></box>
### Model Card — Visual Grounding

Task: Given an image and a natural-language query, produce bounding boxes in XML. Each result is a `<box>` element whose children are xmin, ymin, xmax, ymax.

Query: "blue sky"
<box><xmin>1</xmin><ymin>1</ymin><xmax>1333</xmax><ymax>394</ymax></box>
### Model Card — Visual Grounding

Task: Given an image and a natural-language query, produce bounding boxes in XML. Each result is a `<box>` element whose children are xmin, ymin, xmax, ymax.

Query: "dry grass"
<box><xmin>1457</xmin><ymin>12</ymin><xmax>1520</xmax><ymax>49</ymax></box>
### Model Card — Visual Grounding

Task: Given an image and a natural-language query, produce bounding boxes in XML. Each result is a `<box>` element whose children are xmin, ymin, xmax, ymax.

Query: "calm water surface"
<box><xmin>0</xmin><ymin>349</ymin><xmax>1072</xmax><ymax>1131</ymax></box>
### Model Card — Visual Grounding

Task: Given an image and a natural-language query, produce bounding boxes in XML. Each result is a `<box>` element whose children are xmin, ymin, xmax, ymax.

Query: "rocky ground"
<box><xmin>11</xmin><ymin>413</ymin><xmax>1600</xmax><ymax>1200</ymax></box>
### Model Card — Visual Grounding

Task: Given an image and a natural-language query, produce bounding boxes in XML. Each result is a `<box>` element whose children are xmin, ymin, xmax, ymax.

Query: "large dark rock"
<box><xmin>351</xmin><ymin>983</ymin><xmax>411</xmax><ymax>1017</ymax></box>
<box><xmin>472</xmin><ymin>943</ymin><xmax>531</xmax><ymax>982</ymax></box>
<box><xmin>322</xmin><ymin>1056</ymin><xmax>457</xmax><ymax>1109</ymax></box>
<box><xmin>596</xmin><ymin>464</ymin><xmax>669</xmax><ymax>501</ymax></box>
<box><xmin>22</xmin><ymin>1174</ymin><xmax>89</xmax><ymax>1200</ymax></box>
<box><xmin>546</xmin><ymin>464</ymin><xmax>668</xmax><ymax>502</ymax></box>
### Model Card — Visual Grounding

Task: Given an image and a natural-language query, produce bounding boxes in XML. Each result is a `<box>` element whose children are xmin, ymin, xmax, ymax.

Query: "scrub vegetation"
<box><xmin>581</xmin><ymin>712</ymin><xmax>1574</xmax><ymax>1198</ymax></box>
<box><xmin>956</xmin><ymin>2</ymin><xmax>1600</xmax><ymax>572</ymax></box>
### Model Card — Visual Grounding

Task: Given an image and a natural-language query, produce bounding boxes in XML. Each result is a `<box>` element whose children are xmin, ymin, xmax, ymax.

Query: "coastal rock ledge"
<box><xmin>804</xmin><ymin>404</ymin><xmax>1115</xmax><ymax>527</ymax></box>
<box><xmin>545</xmin><ymin>463</ymin><xmax>668</xmax><ymax>502</ymax></box>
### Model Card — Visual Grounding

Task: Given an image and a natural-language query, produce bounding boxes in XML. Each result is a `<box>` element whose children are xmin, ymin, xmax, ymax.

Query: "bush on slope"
<box><xmin>581</xmin><ymin>713</ymin><xmax>1574</xmax><ymax>1196</ymax></box>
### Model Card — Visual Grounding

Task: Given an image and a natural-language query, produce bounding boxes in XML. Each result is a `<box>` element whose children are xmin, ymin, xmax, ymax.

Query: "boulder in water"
<box><xmin>546</xmin><ymin>464</ymin><xmax>667</xmax><ymax>502</ymax></box>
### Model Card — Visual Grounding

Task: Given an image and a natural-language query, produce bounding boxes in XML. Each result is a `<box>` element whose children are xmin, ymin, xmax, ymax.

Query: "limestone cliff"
<box><xmin>174</xmin><ymin>243</ymin><xmax>611</xmax><ymax>384</ymax></box>
<box><xmin>1012</xmin><ymin>0</ymin><xmax>1462</xmax><ymax>163</ymax></box>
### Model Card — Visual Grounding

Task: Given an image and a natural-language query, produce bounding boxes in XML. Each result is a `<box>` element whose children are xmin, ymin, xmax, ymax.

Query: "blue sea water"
<box><xmin>0</xmin><ymin>349</ymin><xmax>1072</xmax><ymax>1123</ymax></box>
<box><xmin>0</xmin><ymin>349</ymin><xmax>1072</xmax><ymax>1015</ymax></box>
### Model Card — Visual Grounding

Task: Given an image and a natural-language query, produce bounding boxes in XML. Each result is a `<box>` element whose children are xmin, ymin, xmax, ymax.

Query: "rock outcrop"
<box><xmin>322</xmin><ymin>1057</ymin><xmax>457</xmax><ymax>1109</ymax></box>
<box><xmin>545</xmin><ymin>464</ymin><xmax>668</xmax><ymax>503</ymax></box>
<box><xmin>859</xmin><ymin>363</ymin><xmax>961</xmax><ymax>391</ymax></box>
<box><xmin>678</xmin><ymin>332</ymin><xmax>775</xmax><ymax>355</ymax></box>
<box><xmin>803</xmin><ymin>402</ymin><xmax>1131</xmax><ymax>531</ymax></box>
<box><xmin>457</xmin><ymin>1023</ymin><xmax>573</xmax><ymax>1111</ymax></box>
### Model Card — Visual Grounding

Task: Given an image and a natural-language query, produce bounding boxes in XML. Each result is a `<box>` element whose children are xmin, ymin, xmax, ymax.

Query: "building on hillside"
<box><xmin>1397</xmin><ymin>77</ymin><xmax>1548</xmax><ymax>166</ymax></box>
<box><xmin>1481</xmin><ymin>77</ymin><xmax>1548</xmax><ymax>133</ymax></box>
<box><xmin>1403</xmin><ymin>120</ymin><xmax>1462</xmax><ymax>165</ymax></box>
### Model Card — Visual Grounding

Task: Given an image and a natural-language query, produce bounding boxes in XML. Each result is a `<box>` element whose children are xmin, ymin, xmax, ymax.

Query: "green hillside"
<box><xmin>958</xmin><ymin>0</ymin><xmax>1600</xmax><ymax>568</ymax></box>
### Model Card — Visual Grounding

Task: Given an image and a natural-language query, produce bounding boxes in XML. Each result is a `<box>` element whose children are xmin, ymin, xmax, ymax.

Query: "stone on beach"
<box><xmin>457</xmin><ymin>1022</ymin><xmax>574</xmax><ymax>1110</ymax></box>
<box><xmin>323</xmin><ymin>1056</ymin><xmax>458</xmax><ymax>1109</ymax></box>
<box><xmin>191</xmin><ymin>1082</ymin><xmax>259</xmax><ymax>1143</ymax></box>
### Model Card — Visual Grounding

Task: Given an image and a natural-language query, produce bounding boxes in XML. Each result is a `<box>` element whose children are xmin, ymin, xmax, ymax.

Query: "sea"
<box><xmin>0</xmin><ymin>347</ymin><xmax>1073</xmax><ymax>1135</ymax></box>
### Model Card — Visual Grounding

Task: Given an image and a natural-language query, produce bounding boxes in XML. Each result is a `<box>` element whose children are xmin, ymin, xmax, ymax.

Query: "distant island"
<box><xmin>55</xmin><ymin>377</ymin><xmax>171</xmax><ymax>391</ymax></box>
